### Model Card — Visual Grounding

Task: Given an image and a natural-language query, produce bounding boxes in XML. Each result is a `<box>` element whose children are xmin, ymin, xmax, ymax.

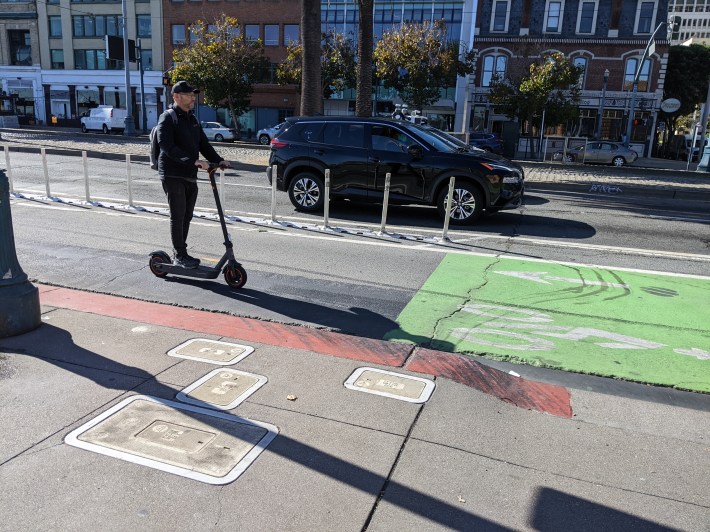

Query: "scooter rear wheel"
<box><xmin>149</xmin><ymin>253</ymin><xmax>170</xmax><ymax>278</ymax></box>
<box><xmin>224</xmin><ymin>264</ymin><xmax>247</xmax><ymax>289</ymax></box>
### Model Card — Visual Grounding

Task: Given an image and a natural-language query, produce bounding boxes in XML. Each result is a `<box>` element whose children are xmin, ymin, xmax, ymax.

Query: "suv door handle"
<box><xmin>314</xmin><ymin>149</ymin><xmax>326</xmax><ymax>155</ymax></box>
<box><xmin>368</xmin><ymin>157</ymin><xmax>380</xmax><ymax>164</ymax></box>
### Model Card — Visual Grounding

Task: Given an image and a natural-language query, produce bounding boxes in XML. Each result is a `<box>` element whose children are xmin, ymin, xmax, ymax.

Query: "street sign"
<box><xmin>660</xmin><ymin>98</ymin><xmax>681</xmax><ymax>113</ymax></box>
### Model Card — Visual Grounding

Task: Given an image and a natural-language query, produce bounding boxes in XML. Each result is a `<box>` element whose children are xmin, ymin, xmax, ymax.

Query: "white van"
<box><xmin>80</xmin><ymin>106</ymin><xmax>128</xmax><ymax>134</ymax></box>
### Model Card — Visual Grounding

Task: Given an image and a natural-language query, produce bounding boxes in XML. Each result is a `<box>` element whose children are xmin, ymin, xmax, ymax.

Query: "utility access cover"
<box><xmin>64</xmin><ymin>395</ymin><xmax>278</xmax><ymax>485</ymax></box>
<box><xmin>177</xmin><ymin>368</ymin><xmax>267</xmax><ymax>410</ymax></box>
<box><xmin>344</xmin><ymin>367</ymin><xmax>435</xmax><ymax>403</ymax></box>
<box><xmin>168</xmin><ymin>338</ymin><xmax>254</xmax><ymax>365</ymax></box>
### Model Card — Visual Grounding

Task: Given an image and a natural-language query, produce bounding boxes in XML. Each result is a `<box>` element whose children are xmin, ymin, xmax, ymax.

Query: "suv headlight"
<box><xmin>480</xmin><ymin>163</ymin><xmax>523</xmax><ymax>183</ymax></box>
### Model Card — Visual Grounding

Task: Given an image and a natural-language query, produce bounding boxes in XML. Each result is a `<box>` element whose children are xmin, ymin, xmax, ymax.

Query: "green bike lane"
<box><xmin>385</xmin><ymin>255</ymin><xmax>710</xmax><ymax>393</ymax></box>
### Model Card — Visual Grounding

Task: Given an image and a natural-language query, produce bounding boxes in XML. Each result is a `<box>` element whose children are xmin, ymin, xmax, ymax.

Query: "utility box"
<box><xmin>698</xmin><ymin>142</ymin><xmax>710</xmax><ymax>172</ymax></box>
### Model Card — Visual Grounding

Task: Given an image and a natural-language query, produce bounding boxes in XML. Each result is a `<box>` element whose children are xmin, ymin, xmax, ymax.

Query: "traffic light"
<box><xmin>670</xmin><ymin>15</ymin><xmax>681</xmax><ymax>41</ymax></box>
<box><xmin>162</xmin><ymin>74</ymin><xmax>172</xmax><ymax>86</ymax></box>
<box><xmin>633</xmin><ymin>119</ymin><xmax>640</xmax><ymax>126</ymax></box>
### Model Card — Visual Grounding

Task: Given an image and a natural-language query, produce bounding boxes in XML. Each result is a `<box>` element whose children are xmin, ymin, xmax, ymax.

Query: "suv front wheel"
<box><xmin>436</xmin><ymin>182</ymin><xmax>484</xmax><ymax>225</ymax></box>
<box><xmin>288</xmin><ymin>172</ymin><xmax>324</xmax><ymax>212</ymax></box>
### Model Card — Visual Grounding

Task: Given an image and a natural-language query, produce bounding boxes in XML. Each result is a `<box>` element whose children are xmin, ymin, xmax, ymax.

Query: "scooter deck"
<box><xmin>156</xmin><ymin>263</ymin><xmax>221</xmax><ymax>279</ymax></box>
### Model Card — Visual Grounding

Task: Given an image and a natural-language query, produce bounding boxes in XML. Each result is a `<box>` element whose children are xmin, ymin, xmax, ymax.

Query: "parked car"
<box><xmin>200</xmin><ymin>122</ymin><xmax>235</xmax><ymax>142</ymax></box>
<box><xmin>80</xmin><ymin>106</ymin><xmax>127</xmax><ymax>134</ymax></box>
<box><xmin>266</xmin><ymin>116</ymin><xmax>524</xmax><ymax>225</ymax></box>
<box><xmin>553</xmin><ymin>141</ymin><xmax>638</xmax><ymax>167</ymax></box>
<box><xmin>468</xmin><ymin>132</ymin><xmax>504</xmax><ymax>154</ymax></box>
<box><xmin>257</xmin><ymin>123</ymin><xmax>285</xmax><ymax>145</ymax></box>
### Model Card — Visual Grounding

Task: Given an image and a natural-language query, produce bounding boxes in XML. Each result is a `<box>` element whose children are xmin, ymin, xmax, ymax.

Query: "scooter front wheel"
<box><xmin>149</xmin><ymin>252</ymin><xmax>170</xmax><ymax>278</ymax></box>
<box><xmin>224</xmin><ymin>264</ymin><xmax>247</xmax><ymax>289</ymax></box>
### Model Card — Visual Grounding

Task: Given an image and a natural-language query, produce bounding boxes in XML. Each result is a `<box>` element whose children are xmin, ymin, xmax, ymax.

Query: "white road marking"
<box><xmin>493</xmin><ymin>270</ymin><xmax>630</xmax><ymax>288</ymax></box>
<box><xmin>11</xmin><ymin>196</ymin><xmax>710</xmax><ymax>279</ymax></box>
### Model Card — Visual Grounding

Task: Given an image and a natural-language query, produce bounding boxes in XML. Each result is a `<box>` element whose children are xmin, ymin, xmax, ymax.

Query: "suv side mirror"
<box><xmin>407</xmin><ymin>144</ymin><xmax>423</xmax><ymax>159</ymax></box>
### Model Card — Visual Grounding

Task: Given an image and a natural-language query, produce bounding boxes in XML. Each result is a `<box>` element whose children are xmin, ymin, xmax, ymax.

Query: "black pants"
<box><xmin>162</xmin><ymin>178</ymin><xmax>198</xmax><ymax>255</ymax></box>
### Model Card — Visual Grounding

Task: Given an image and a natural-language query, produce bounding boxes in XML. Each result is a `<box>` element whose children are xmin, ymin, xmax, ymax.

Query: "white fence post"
<box><xmin>270</xmin><ymin>164</ymin><xmax>277</xmax><ymax>222</ymax></box>
<box><xmin>323</xmin><ymin>169</ymin><xmax>331</xmax><ymax>228</ymax></box>
<box><xmin>83</xmin><ymin>151</ymin><xmax>91</xmax><ymax>202</ymax></box>
<box><xmin>378</xmin><ymin>172</ymin><xmax>391</xmax><ymax>235</ymax></box>
<box><xmin>441</xmin><ymin>176</ymin><xmax>455</xmax><ymax>241</ymax></box>
<box><xmin>125</xmin><ymin>154</ymin><xmax>133</xmax><ymax>206</ymax></box>
<box><xmin>41</xmin><ymin>148</ymin><xmax>51</xmax><ymax>198</ymax></box>
<box><xmin>4</xmin><ymin>145</ymin><xmax>13</xmax><ymax>192</ymax></box>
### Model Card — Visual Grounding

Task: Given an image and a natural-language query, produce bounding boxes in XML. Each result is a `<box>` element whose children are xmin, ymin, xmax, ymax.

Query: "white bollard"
<box><xmin>4</xmin><ymin>145</ymin><xmax>13</xmax><ymax>192</ymax></box>
<box><xmin>441</xmin><ymin>176</ymin><xmax>455</xmax><ymax>241</ymax></box>
<box><xmin>271</xmin><ymin>163</ymin><xmax>277</xmax><ymax>222</ymax></box>
<box><xmin>379</xmin><ymin>172</ymin><xmax>392</xmax><ymax>235</ymax></box>
<box><xmin>41</xmin><ymin>148</ymin><xmax>51</xmax><ymax>198</ymax></box>
<box><xmin>82</xmin><ymin>151</ymin><xmax>91</xmax><ymax>202</ymax></box>
<box><xmin>126</xmin><ymin>154</ymin><xmax>133</xmax><ymax>206</ymax></box>
<box><xmin>323</xmin><ymin>169</ymin><xmax>331</xmax><ymax>228</ymax></box>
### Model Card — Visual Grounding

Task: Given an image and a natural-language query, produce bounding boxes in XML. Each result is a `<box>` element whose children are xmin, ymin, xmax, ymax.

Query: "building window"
<box><xmin>49</xmin><ymin>16</ymin><xmax>62</xmax><ymax>38</ymax></box>
<box><xmin>577</xmin><ymin>1</ymin><xmax>597</xmax><ymax>34</ymax></box>
<box><xmin>50</xmin><ymin>49</ymin><xmax>64</xmax><ymax>69</ymax></box>
<box><xmin>482</xmin><ymin>54</ymin><xmax>507</xmax><ymax>86</ymax></box>
<box><xmin>189</xmin><ymin>25</ymin><xmax>200</xmax><ymax>43</ymax></box>
<box><xmin>74</xmin><ymin>49</ymin><xmax>118</xmax><ymax>70</ymax></box>
<box><xmin>8</xmin><ymin>30</ymin><xmax>31</xmax><ymax>66</ymax></box>
<box><xmin>264</xmin><ymin>24</ymin><xmax>279</xmax><ymax>46</ymax></box>
<box><xmin>245</xmin><ymin>24</ymin><xmax>260</xmax><ymax>41</ymax></box>
<box><xmin>172</xmin><ymin>24</ymin><xmax>186</xmax><ymax>44</ymax></box>
<box><xmin>284</xmin><ymin>24</ymin><xmax>299</xmax><ymax>44</ymax></box>
<box><xmin>73</xmin><ymin>15</ymin><xmax>123</xmax><ymax>38</ymax></box>
<box><xmin>573</xmin><ymin>57</ymin><xmax>587</xmax><ymax>88</ymax></box>
<box><xmin>491</xmin><ymin>1</ymin><xmax>510</xmax><ymax>32</ymax></box>
<box><xmin>624</xmin><ymin>57</ymin><xmax>651</xmax><ymax>91</ymax></box>
<box><xmin>137</xmin><ymin>14</ymin><xmax>151</xmax><ymax>37</ymax></box>
<box><xmin>545</xmin><ymin>1</ymin><xmax>564</xmax><ymax>33</ymax></box>
<box><xmin>140</xmin><ymin>49</ymin><xmax>152</xmax><ymax>70</ymax></box>
<box><xmin>636</xmin><ymin>1</ymin><xmax>656</xmax><ymax>33</ymax></box>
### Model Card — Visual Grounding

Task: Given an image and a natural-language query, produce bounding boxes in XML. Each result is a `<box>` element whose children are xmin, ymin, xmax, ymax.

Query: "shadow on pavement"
<box><xmin>0</xmin><ymin>323</ymin><xmax>507</xmax><ymax>530</ymax></box>
<box><xmin>530</xmin><ymin>487</ymin><xmax>680</xmax><ymax>531</ymax></box>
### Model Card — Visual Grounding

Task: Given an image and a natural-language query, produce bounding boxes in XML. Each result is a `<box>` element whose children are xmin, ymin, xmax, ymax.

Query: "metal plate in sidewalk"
<box><xmin>176</xmin><ymin>368</ymin><xmax>267</xmax><ymax>411</ymax></box>
<box><xmin>344</xmin><ymin>367</ymin><xmax>435</xmax><ymax>403</ymax></box>
<box><xmin>64</xmin><ymin>395</ymin><xmax>278</xmax><ymax>485</ymax></box>
<box><xmin>167</xmin><ymin>338</ymin><xmax>254</xmax><ymax>365</ymax></box>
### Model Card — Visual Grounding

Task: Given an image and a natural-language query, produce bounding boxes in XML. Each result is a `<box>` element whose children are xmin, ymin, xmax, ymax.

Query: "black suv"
<box><xmin>266</xmin><ymin>117</ymin><xmax>524</xmax><ymax>225</ymax></box>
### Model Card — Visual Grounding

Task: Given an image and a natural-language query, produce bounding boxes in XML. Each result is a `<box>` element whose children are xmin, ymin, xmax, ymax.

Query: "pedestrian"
<box><xmin>157</xmin><ymin>80</ymin><xmax>230</xmax><ymax>269</ymax></box>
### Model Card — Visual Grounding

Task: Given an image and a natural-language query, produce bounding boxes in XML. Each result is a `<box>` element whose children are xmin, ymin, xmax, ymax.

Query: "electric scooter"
<box><xmin>148</xmin><ymin>163</ymin><xmax>247</xmax><ymax>289</ymax></box>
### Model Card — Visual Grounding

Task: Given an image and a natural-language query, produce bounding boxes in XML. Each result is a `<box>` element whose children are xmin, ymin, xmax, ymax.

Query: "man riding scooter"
<box><xmin>157</xmin><ymin>80</ymin><xmax>230</xmax><ymax>268</ymax></box>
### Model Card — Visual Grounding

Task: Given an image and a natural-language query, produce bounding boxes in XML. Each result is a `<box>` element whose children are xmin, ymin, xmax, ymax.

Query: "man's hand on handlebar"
<box><xmin>195</xmin><ymin>160</ymin><xmax>231</xmax><ymax>171</ymax></box>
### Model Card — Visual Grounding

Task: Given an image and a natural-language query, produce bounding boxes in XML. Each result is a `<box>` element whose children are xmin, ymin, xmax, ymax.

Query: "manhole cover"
<box><xmin>344</xmin><ymin>367</ymin><xmax>435</xmax><ymax>403</ymax></box>
<box><xmin>168</xmin><ymin>338</ymin><xmax>254</xmax><ymax>365</ymax></box>
<box><xmin>64</xmin><ymin>395</ymin><xmax>278</xmax><ymax>485</ymax></box>
<box><xmin>177</xmin><ymin>368</ymin><xmax>267</xmax><ymax>410</ymax></box>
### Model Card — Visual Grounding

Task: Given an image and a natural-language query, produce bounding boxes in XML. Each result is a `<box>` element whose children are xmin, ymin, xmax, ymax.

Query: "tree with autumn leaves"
<box><xmin>170</xmin><ymin>15</ymin><xmax>268</xmax><ymax>130</ymax></box>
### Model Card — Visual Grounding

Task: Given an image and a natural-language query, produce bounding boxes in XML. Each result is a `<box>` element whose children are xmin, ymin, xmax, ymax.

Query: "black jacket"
<box><xmin>156</xmin><ymin>105</ymin><xmax>222</xmax><ymax>181</ymax></box>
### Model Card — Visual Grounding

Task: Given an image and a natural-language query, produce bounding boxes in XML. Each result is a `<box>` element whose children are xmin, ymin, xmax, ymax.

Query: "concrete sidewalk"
<box><xmin>1</xmin><ymin>284</ymin><xmax>708</xmax><ymax>530</ymax></box>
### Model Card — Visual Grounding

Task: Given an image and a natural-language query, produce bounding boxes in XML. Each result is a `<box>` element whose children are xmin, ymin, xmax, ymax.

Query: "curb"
<box><xmin>37</xmin><ymin>283</ymin><xmax>573</xmax><ymax>418</ymax></box>
<box><xmin>526</xmin><ymin>180</ymin><xmax>710</xmax><ymax>202</ymax></box>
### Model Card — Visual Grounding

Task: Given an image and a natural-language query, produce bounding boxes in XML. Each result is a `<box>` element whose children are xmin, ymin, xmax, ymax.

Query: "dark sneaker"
<box><xmin>184</xmin><ymin>253</ymin><xmax>201</xmax><ymax>266</ymax></box>
<box><xmin>173</xmin><ymin>254</ymin><xmax>199</xmax><ymax>269</ymax></box>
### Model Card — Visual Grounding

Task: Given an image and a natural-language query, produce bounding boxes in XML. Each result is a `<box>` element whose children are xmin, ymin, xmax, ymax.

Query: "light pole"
<box><xmin>595</xmin><ymin>69</ymin><xmax>609</xmax><ymax>140</ymax></box>
<box><xmin>121</xmin><ymin>0</ymin><xmax>136</xmax><ymax>136</ymax></box>
<box><xmin>0</xmin><ymin>169</ymin><xmax>40</xmax><ymax>337</ymax></box>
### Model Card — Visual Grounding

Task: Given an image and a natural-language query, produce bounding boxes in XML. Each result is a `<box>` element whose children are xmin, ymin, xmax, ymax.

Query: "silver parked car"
<box><xmin>553</xmin><ymin>141</ymin><xmax>638</xmax><ymax>167</ymax></box>
<box><xmin>200</xmin><ymin>122</ymin><xmax>235</xmax><ymax>142</ymax></box>
<box><xmin>257</xmin><ymin>123</ymin><xmax>284</xmax><ymax>145</ymax></box>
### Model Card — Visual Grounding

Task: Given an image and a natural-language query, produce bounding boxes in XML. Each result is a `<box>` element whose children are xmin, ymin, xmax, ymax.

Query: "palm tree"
<box><xmin>355</xmin><ymin>0</ymin><xmax>374</xmax><ymax>117</ymax></box>
<box><xmin>300</xmin><ymin>0</ymin><xmax>322</xmax><ymax>115</ymax></box>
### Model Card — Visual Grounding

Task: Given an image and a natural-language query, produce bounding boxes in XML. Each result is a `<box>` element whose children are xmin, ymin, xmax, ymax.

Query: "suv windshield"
<box><xmin>407</xmin><ymin>123</ymin><xmax>460</xmax><ymax>152</ymax></box>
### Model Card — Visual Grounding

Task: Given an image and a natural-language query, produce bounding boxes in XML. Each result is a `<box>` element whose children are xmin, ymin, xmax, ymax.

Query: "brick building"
<box><xmin>466</xmin><ymin>0</ymin><xmax>671</xmax><ymax>157</ymax></box>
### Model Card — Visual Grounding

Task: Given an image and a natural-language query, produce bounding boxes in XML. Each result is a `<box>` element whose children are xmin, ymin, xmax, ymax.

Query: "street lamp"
<box><xmin>595</xmin><ymin>69</ymin><xmax>610</xmax><ymax>140</ymax></box>
<box><xmin>0</xmin><ymin>169</ymin><xmax>40</xmax><ymax>338</ymax></box>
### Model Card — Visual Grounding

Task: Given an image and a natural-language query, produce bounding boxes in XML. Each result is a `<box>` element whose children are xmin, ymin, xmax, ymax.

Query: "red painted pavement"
<box><xmin>406</xmin><ymin>348</ymin><xmax>573</xmax><ymax>418</ymax></box>
<box><xmin>38</xmin><ymin>284</ymin><xmax>573</xmax><ymax>418</ymax></box>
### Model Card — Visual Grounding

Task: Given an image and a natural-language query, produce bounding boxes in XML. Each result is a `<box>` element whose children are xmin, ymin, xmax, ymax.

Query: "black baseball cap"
<box><xmin>172</xmin><ymin>81</ymin><xmax>200</xmax><ymax>95</ymax></box>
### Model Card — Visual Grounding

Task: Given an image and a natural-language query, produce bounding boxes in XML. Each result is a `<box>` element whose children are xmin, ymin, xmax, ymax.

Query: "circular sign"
<box><xmin>660</xmin><ymin>98</ymin><xmax>681</xmax><ymax>113</ymax></box>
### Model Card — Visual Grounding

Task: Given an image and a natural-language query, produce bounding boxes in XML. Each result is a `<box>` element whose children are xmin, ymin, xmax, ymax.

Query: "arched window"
<box><xmin>624</xmin><ymin>57</ymin><xmax>651</xmax><ymax>91</ymax></box>
<box><xmin>573</xmin><ymin>57</ymin><xmax>588</xmax><ymax>88</ymax></box>
<box><xmin>482</xmin><ymin>54</ymin><xmax>507</xmax><ymax>86</ymax></box>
